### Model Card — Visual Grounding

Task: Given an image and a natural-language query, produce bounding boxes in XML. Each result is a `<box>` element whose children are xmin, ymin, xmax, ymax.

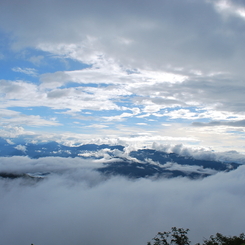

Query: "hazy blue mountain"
<box><xmin>129</xmin><ymin>149</ymin><xmax>238</xmax><ymax>171</ymax></box>
<box><xmin>0</xmin><ymin>138</ymin><xmax>240</xmax><ymax>179</ymax></box>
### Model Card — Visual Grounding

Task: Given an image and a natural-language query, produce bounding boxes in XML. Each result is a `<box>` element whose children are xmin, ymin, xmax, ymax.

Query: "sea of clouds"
<box><xmin>0</xmin><ymin>155</ymin><xmax>245</xmax><ymax>245</ymax></box>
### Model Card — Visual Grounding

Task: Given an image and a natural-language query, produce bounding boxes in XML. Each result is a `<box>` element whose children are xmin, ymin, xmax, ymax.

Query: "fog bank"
<box><xmin>0</xmin><ymin>157</ymin><xmax>245</xmax><ymax>245</ymax></box>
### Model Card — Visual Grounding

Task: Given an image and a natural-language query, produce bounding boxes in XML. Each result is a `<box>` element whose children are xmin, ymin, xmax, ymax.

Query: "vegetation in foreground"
<box><xmin>147</xmin><ymin>227</ymin><xmax>245</xmax><ymax>245</ymax></box>
<box><xmin>29</xmin><ymin>227</ymin><xmax>245</xmax><ymax>245</ymax></box>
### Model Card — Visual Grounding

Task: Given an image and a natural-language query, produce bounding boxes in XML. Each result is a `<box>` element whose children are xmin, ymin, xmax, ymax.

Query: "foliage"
<box><xmin>147</xmin><ymin>227</ymin><xmax>190</xmax><ymax>245</ymax></box>
<box><xmin>148</xmin><ymin>228</ymin><xmax>245</xmax><ymax>245</ymax></box>
<box><xmin>202</xmin><ymin>232</ymin><xmax>245</xmax><ymax>245</ymax></box>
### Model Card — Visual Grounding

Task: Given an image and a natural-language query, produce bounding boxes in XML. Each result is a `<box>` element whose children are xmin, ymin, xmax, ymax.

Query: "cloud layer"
<box><xmin>0</xmin><ymin>156</ymin><xmax>245</xmax><ymax>245</ymax></box>
<box><xmin>1</xmin><ymin>0</ymin><xmax>245</xmax><ymax>151</ymax></box>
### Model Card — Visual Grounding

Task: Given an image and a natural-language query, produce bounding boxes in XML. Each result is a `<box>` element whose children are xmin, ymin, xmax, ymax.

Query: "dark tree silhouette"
<box><xmin>147</xmin><ymin>227</ymin><xmax>190</xmax><ymax>245</ymax></box>
<box><xmin>201</xmin><ymin>232</ymin><xmax>245</xmax><ymax>245</ymax></box>
<box><xmin>148</xmin><ymin>228</ymin><xmax>245</xmax><ymax>245</ymax></box>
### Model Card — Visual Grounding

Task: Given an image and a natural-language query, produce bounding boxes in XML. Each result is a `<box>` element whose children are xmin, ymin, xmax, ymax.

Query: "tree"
<box><xmin>202</xmin><ymin>232</ymin><xmax>245</xmax><ymax>245</ymax></box>
<box><xmin>147</xmin><ymin>227</ymin><xmax>190</xmax><ymax>245</ymax></box>
<box><xmin>147</xmin><ymin>228</ymin><xmax>245</xmax><ymax>245</ymax></box>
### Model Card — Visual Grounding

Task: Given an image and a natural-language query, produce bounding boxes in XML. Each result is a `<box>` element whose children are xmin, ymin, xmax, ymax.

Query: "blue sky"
<box><xmin>1</xmin><ymin>0</ymin><xmax>245</xmax><ymax>152</ymax></box>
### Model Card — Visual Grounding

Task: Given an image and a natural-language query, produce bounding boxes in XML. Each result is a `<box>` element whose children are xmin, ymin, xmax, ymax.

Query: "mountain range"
<box><xmin>0</xmin><ymin>137</ymin><xmax>240</xmax><ymax>180</ymax></box>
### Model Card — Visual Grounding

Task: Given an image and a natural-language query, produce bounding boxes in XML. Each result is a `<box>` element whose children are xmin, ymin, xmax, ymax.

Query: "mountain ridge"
<box><xmin>0</xmin><ymin>137</ymin><xmax>240</xmax><ymax>180</ymax></box>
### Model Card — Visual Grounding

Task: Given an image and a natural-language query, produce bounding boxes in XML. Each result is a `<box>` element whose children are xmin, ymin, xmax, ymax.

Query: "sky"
<box><xmin>1</xmin><ymin>0</ymin><xmax>245</xmax><ymax>152</ymax></box>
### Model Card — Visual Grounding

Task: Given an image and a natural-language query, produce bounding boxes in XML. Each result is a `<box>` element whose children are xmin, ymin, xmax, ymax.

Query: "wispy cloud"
<box><xmin>12</xmin><ymin>67</ymin><xmax>38</xmax><ymax>76</ymax></box>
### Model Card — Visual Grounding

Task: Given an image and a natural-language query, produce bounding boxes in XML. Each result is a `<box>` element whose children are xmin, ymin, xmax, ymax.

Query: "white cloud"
<box><xmin>103</xmin><ymin>112</ymin><xmax>135</xmax><ymax>122</ymax></box>
<box><xmin>0</xmin><ymin>80</ymin><xmax>122</xmax><ymax>114</ymax></box>
<box><xmin>161</xmin><ymin>161</ymin><xmax>218</xmax><ymax>175</ymax></box>
<box><xmin>5</xmin><ymin>138</ymin><xmax>14</xmax><ymax>144</ymax></box>
<box><xmin>0</xmin><ymin>109</ymin><xmax>61</xmax><ymax>127</ymax></box>
<box><xmin>214</xmin><ymin>0</ymin><xmax>245</xmax><ymax>20</ymax></box>
<box><xmin>0</xmin><ymin>125</ymin><xmax>33</xmax><ymax>138</ymax></box>
<box><xmin>14</xmin><ymin>144</ymin><xmax>27</xmax><ymax>152</ymax></box>
<box><xmin>152</xmin><ymin>142</ymin><xmax>245</xmax><ymax>164</ymax></box>
<box><xmin>85</xmin><ymin>124</ymin><xmax>108</xmax><ymax>128</ymax></box>
<box><xmin>136</xmin><ymin>123</ymin><xmax>147</xmax><ymax>126</ymax></box>
<box><xmin>12</xmin><ymin>67</ymin><xmax>38</xmax><ymax>76</ymax></box>
<box><xmin>163</xmin><ymin>109</ymin><xmax>200</xmax><ymax>120</ymax></box>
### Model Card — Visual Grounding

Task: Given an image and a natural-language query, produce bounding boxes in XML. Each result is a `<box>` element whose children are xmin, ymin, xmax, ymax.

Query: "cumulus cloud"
<box><xmin>152</xmin><ymin>142</ymin><xmax>245</xmax><ymax>164</ymax></box>
<box><xmin>0</xmin><ymin>125</ymin><xmax>33</xmax><ymax>138</ymax></box>
<box><xmin>14</xmin><ymin>144</ymin><xmax>27</xmax><ymax>153</ymax></box>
